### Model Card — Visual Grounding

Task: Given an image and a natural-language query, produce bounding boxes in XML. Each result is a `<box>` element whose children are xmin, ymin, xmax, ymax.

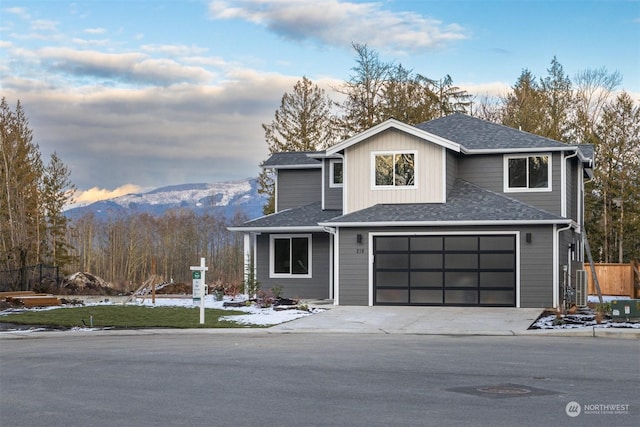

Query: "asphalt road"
<box><xmin>1</xmin><ymin>333</ymin><xmax>638</xmax><ymax>427</ymax></box>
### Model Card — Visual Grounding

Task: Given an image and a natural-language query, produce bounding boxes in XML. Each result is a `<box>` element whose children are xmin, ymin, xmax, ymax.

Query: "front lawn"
<box><xmin>0</xmin><ymin>305</ymin><xmax>255</xmax><ymax>329</ymax></box>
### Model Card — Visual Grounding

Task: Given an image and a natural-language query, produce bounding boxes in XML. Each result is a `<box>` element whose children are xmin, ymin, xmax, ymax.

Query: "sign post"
<box><xmin>190</xmin><ymin>257</ymin><xmax>208</xmax><ymax>324</ymax></box>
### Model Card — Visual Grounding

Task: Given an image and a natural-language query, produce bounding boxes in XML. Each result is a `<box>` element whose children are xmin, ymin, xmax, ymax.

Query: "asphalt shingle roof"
<box><xmin>322</xmin><ymin>179</ymin><xmax>567</xmax><ymax>225</ymax></box>
<box><xmin>262</xmin><ymin>151</ymin><xmax>322</xmax><ymax>168</ymax></box>
<box><xmin>415</xmin><ymin>113</ymin><xmax>570</xmax><ymax>151</ymax></box>
<box><xmin>237</xmin><ymin>202</ymin><xmax>341</xmax><ymax>229</ymax></box>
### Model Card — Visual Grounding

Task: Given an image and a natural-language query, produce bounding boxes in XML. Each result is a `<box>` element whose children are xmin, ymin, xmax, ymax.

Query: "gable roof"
<box><xmin>415</xmin><ymin>113</ymin><xmax>574</xmax><ymax>153</ymax></box>
<box><xmin>320</xmin><ymin>179</ymin><xmax>570</xmax><ymax>227</ymax></box>
<box><xmin>262</xmin><ymin>151</ymin><xmax>321</xmax><ymax>169</ymax></box>
<box><xmin>228</xmin><ymin>202</ymin><xmax>342</xmax><ymax>232</ymax></box>
<box><xmin>326</xmin><ymin>118</ymin><xmax>461</xmax><ymax>156</ymax></box>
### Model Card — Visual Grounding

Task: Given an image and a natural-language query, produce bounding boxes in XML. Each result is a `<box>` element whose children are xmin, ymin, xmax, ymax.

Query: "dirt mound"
<box><xmin>59</xmin><ymin>272</ymin><xmax>116</xmax><ymax>295</ymax></box>
<box><xmin>155</xmin><ymin>282</ymin><xmax>192</xmax><ymax>294</ymax></box>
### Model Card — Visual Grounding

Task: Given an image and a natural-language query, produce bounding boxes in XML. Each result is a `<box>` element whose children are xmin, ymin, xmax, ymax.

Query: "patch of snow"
<box><xmin>0</xmin><ymin>295</ymin><xmax>322</xmax><ymax>333</ymax></box>
<box><xmin>113</xmin><ymin>180</ymin><xmax>252</xmax><ymax>207</ymax></box>
<box><xmin>128</xmin><ymin>295</ymin><xmax>318</xmax><ymax>326</ymax></box>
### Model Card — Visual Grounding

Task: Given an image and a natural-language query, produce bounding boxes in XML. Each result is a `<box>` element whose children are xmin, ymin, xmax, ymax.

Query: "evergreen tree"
<box><xmin>435</xmin><ymin>74</ymin><xmax>472</xmax><ymax>117</ymax></box>
<box><xmin>0</xmin><ymin>98</ymin><xmax>43</xmax><ymax>274</ymax></box>
<box><xmin>259</xmin><ymin>76</ymin><xmax>336</xmax><ymax>214</ymax></box>
<box><xmin>42</xmin><ymin>152</ymin><xmax>77</xmax><ymax>270</ymax></box>
<box><xmin>337</xmin><ymin>43</ymin><xmax>392</xmax><ymax>136</ymax></box>
<box><xmin>540</xmin><ymin>56</ymin><xmax>573</xmax><ymax>142</ymax></box>
<box><xmin>585</xmin><ymin>92</ymin><xmax>640</xmax><ymax>262</ymax></box>
<box><xmin>501</xmin><ymin>69</ymin><xmax>546</xmax><ymax>134</ymax></box>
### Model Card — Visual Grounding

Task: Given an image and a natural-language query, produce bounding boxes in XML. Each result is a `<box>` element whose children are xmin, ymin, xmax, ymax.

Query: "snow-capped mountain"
<box><xmin>64</xmin><ymin>178</ymin><xmax>267</xmax><ymax>221</ymax></box>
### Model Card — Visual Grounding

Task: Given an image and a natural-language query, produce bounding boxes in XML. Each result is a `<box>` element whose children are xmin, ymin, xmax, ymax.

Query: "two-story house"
<box><xmin>230</xmin><ymin>113</ymin><xmax>593</xmax><ymax>308</ymax></box>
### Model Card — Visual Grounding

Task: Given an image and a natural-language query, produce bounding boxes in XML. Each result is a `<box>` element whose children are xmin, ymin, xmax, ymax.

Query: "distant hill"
<box><xmin>64</xmin><ymin>178</ymin><xmax>267</xmax><ymax>221</ymax></box>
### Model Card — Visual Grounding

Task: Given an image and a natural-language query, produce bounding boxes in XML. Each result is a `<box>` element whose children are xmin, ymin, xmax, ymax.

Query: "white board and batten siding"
<box><xmin>344</xmin><ymin>129</ymin><xmax>445</xmax><ymax>215</ymax></box>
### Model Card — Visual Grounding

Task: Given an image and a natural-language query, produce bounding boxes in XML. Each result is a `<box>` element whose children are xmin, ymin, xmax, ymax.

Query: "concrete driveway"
<box><xmin>269</xmin><ymin>304</ymin><xmax>640</xmax><ymax>338</ymax></box>
<box><xmin>270</xmin><ymin>305</ymin><xmax>543</xmax><ymax>335</ymax></box>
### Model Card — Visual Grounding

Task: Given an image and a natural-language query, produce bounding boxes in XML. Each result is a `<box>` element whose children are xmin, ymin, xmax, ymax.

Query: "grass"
<box><xmin>0</xmin><ymin>305</ymin><xmax>259</xmax><ymax>329</ymax></box>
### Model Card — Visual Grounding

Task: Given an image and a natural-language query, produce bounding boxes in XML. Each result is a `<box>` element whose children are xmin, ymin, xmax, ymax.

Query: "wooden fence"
<box><xmin>584</xmin><ymin>261</ymin><xmax>639</xmax><ymax>298</ymax></box>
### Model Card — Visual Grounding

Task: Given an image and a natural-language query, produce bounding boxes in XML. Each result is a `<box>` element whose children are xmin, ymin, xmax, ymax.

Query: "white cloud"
<box><xmin>0</xmin><ymin>67</ymin><xmax>287</xmax><ymax>189</ymax></box>
<box><xmin>3</xmin><ymin>6</ymin><xmax>30</xmax><ymax>19</ymax></box>
<box><xmin>141</xmin><ymin>44</ymin><xmax>208</xmax><ymax>56</ymax></box>
<box><xmin>460</xmin><ymin>81</ymin><xmax>511</xmax><ymax>99</ymax></box>
<box><xmin>71</xmin><ymin>37</ymin><xmax>111</xmax><ymax>46</ymax></box>
<box><xmin>83</xmin><ymin>27</ymin><xmax>106</xmax><ymax>34</ymax></box>
<box><xmin>208</xmin><ymin>0</ymin><xmax>468</xmax><ymax>53</ymax></box>
<box><xmin>35</xmin><ymin>47</ymin><xmax>213</xmax><ymax>85</ymax></box>
<box><xmin>31</xmin><ymin>19</ymin><xmax>58</xmax><ymax>31</ymax></box>
<box><xmin>74</xmin><ymin>184</ymin><xmax>145</xmax><ymax>204</ymax></box>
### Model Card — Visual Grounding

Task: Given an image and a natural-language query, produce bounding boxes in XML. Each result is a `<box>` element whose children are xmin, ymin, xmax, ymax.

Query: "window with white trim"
<box><xmin>330</xmin><ymin>159</ymin><xmax>343</xmax><ymax>187</ymax></box>
<box><xmin>270</xmin><ymin>234</ymin><xmax>312</xmax><ymax>278</ymax></box>
<box><xmin>372</xmin><ymin>151</ymin><xmax>415</xmax><ymax>188</ymax></box>
<box><xmin>504</xmin><ymin>154</ymin><xmax>551</xmax><ymax>192</ymax></box>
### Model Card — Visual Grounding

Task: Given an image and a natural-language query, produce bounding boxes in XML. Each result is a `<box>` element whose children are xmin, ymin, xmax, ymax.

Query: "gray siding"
<box><xmin>256</xmin><ymin>232</ymin><xmax>331</xmax><ymax>299</ymax></box>
<box><xmin>337</xmin><ymin>225</ymin><xmax>555</xmax><ymax>307</ymax></box>
<box><xmin>446</xmin><ymin>151</ymin><xmax>458</xmax><ymax>194</ymax></box>
<box><xmin>568</xmin><ymin>156</ymin><xmax>578</xmax><ymax>221</ymax></box>
<box><xmin>457</xmin><ymin>152</ymin><xmax>563</xmax><ymax>215</ymax></box>
<box><xmin>276</xmin><ymin>169</ymin><xmax>322</xmax><ymax>212</ymax></box>
<box><xmin>337</xmin><ymin>228</ymin><xmax>370</xmax><ymax>305</ymax></box>
<box><xmin>518</xmin><ymin>225</ymin><xmax>555</xmax><ymax>307</ymax></box>
<box><xmin>323</xmin><ymin>159</ymin><xmax>343</xmax><ymax>210</ymax></box>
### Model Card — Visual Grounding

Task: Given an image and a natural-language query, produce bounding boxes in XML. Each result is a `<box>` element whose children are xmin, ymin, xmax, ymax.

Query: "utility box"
<box><xmin>610</xmin><ymin>299</ymin><xmax>640</xmax><ymax>322</ymax></box>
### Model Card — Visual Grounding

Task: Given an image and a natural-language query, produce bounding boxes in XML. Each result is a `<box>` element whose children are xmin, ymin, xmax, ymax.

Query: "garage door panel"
<box><xmin>479</xmin><ymin>272</ymin><xmax>514</xmax><ymax>288</ymax></box>
<box><xmin>445</xmin><ymin>236</ymin><xmax>478</xmax><ymax>250</ymax></box>
<box><xmin>445</xmin><ymin>271</ymin><xmax>478</xmax><ymax>287</ymax></box>
<box><xmin>445</xmin><ymin>290</ymin><xmax>478</xmax><ymax>304</ymax></box>
<box><xmin>376</xmin><ymin>289</ymin><xmax>408</xmax><ymax>303</ymax></box>
<box><xmin>374</xmin><ymin>234</ymin><xmax>516</xmax><ymax>307</ymax></box>
<box><xmin>445</xmin><ymin>253</ymin><xmax>478</xmax><ymax>269</ymax></box>
<box><xmin>410</xmin><ymin>253</ymin><xmax>442</xmax><ymax>269</ymax></box>
<box><xmin>376</xmin><ymin>271</ymin><xmax>408</xmax><ymax>286</ymax></box>
<box><xmin>480</xmin><ymin>236</ymin><xmax>514</xmax><ymax>250</ymax></box>
<box><xmin>376</xmin><ymin>253</ymin><xmax>408</xmax><ymax>269</ymax></box>
<box><xmin>480</xmin><ymin>290</ymin><xmax>514</xmax><ymax>305</ymax></box>
<box><xmin>410</xmin><ymin>271</ymin><xmax>443</xmax><ymax>286</ymax></box>
<box><xmin>480</xmin><ymin>253</ymin><xmax>514</xmax><ymax>269</ymax></box>
<box><xmin>411</xmin><ymin>289</ymin><xmax>443</xmax><ymax>304</ymax></box>
<box><xmin>410</xmin><ymin>236</ymin><xmax>443</xmax><ymax>250</ymax></box>
<box><xmin>376</xmin><ymin>237</ymin><xmax>408</xmax><ymax>251</ymax></box>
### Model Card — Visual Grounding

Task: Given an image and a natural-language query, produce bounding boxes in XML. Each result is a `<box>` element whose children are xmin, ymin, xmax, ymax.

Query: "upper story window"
<box><xmin>372</xmin><ymin>151</ymin><xmax>416</xmax><ymax>188</ymax></box>
<box><xmin>330</xmin><ymin>159</ymin><xmax>343</xmax><ymax>188</ymax></box>
<box><xmin>504</xmin><ymin>154</ymin><xmax>551</xmax><ymax>192</ymax></box>
<box><xmin>270</xmin><ymin>234</ymin><xmax>312</xmax><ymax>278</ymax></box>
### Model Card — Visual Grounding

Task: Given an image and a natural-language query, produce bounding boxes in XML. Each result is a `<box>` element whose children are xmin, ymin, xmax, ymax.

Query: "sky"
<box><xmin>1</xmin><ymin>0</ymin><xmax>639</xmax><ymax>204</ymax></box>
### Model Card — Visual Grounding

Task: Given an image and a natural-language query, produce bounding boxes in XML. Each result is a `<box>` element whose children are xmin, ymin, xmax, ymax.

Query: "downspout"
<box><xmin>323</xmin><ymin>226</ymin><xmax>338</xmax><ymax>304</ymax></box>
<box><xmin>554</xmin><ymin>223</ymin><xmax>574</xmax><ymax>309</ymax></box>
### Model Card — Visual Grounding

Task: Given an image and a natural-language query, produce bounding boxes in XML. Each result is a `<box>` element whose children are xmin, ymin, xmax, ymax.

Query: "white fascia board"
<box><xmin>307</xmin><ymin>152</ymin><xmax>341</xmax><ymax>159</ymax></box>
<box><xmin>326</xmin><ymin>119</ymin><xmax>461</xmax><ymax>155</ymax></box>
<box><xmin>261</xmin><ymin>164</ymin><xmax>321</xmax><ymax>170</ymax></box>
<box><xmin>318</xmin><ymin>219</ymin><xmax>572</xmax><ymax>228</ymax></box>
<box><xmin>227</xmin><ymin>226</ymin><xmax>327</xmax><ymax>233</ymax></box>
<box><xmin>464</xmin><ymin>146</ymin><xmax>575</xmax><ymax>155</ymax></box>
